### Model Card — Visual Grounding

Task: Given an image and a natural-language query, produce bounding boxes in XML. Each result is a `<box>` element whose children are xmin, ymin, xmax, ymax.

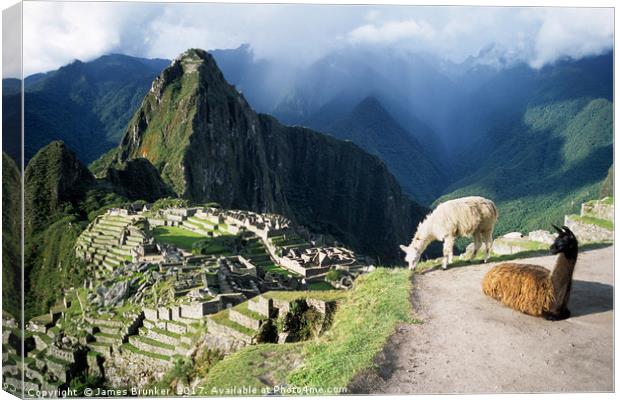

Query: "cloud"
<box><xmin>530</xmin><ymin>8</ymin><xmax>614</xmax><ymax>68</ymax></box>
<box><xmin>344</xmin><ymin>7</ymin><xmax>613</xmax><ymax>68</ymax></box>
<box><xmin>21</xmin><ymin>3</ymin><xmax>613</xmax><ymax>76</ymax></box>
<box><xmin>348</xmin><ymin>19</ymin><xmax>436</xmax><ymax>44</ymax></box>
<box><xmin>23</xmin><ymin>2</ymin><xmax>156</xmax><ymax>75</ymax></box>
<box><xmin>3</xmin><ymin>3</ymin><xmax>21</xmax><ymax>78</ymax></box>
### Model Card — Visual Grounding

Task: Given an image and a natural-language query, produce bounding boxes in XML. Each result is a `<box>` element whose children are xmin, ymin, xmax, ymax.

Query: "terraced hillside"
<box><xmin>8</xmin><ymin>203</ymin><xmax>374</xmax><ymax>392</ymax></box>
<box><xmin>75</xmin><ymin>213</ymin><xmax>150</xmax><ymax>277</ymax></box>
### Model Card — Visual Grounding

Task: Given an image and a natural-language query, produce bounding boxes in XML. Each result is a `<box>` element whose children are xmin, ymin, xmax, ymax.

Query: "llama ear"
<box><xmin>552</xmin><ymin>224</ymin><xmax>563</xmax><ymax>234</ymax></box>
<box><xmin>399</xmin><ymin>245</ymin><xmax>409</xmax><ymax>253</ymax></box>
<box><xmin>561</xmin><ymin>226</ymin><xmax>574</xmax><ymax>237</ymax></box>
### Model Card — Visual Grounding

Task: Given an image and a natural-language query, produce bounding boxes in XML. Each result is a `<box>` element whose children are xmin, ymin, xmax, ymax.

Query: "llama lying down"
<box><xmin>400</xmin><ymin>196</ymin><xmax>498</xmax><ymax>270</ymax></box>
<box><xmin>482</xmin><ymin>225</ymin><xmax>578</xmax><ymax>320</ymax></box>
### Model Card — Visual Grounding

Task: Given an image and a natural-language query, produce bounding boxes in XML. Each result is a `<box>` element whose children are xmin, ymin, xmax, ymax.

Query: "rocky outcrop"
<box><xmin>564</xmin><ymin>197</ymin><xmax>613</xmax><ymax>243</ymax></box>
<box><xmin>104</xmin><ymin>49</ymin><xmax>427</xmax><ymax>261</ymax></box>
<box><xmin>105</xmin><ymin>158</ymin><xmax>174</xmax><ymax>202</ymax></box>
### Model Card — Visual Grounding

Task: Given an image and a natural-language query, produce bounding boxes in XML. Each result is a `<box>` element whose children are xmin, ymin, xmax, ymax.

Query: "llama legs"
<box><xmin>483</xmin><ymin>231</ymin><xmax>493</xmax><ymax>262</ymax></box>
<box><xmin>470</xmin><ymin>234</ymin><xmax>482</xmax><ymax>261</ymax></box>
<box><xmin>442</xmin><ymin>235</ymin><xmax>455</xmax><ymax>269</ymax></box>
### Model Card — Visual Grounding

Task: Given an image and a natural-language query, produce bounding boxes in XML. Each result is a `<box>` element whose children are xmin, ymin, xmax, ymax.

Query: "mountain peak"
<box><xmin>354</xmin><ymin>96</ymin><xmax>387</xmax><ymax>113</ymax></box>
<box><xmin>109</xmin><ymin>49</ymin><xmax>426</xmax><ymax>260</ymax></box>
<box><xmin>350</xmin><ymin>96</ymin><xmax>396</xmax><ymax>125</ymax></box>
<box><xmin>176</xmin><ymin>48</ymin><xmax>210</xmax><ymax>63</ymax></box>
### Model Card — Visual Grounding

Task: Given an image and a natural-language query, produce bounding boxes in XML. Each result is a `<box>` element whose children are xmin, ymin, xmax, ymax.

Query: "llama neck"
<box><xmin>550</xmin><ymin>252</ymin><xmax>577</xmax><ymax>307</ymax></box>
<box><xmin>416</xmin><ymin>216</ymin><xmax>435</xmax><ymax>242</ymax></box>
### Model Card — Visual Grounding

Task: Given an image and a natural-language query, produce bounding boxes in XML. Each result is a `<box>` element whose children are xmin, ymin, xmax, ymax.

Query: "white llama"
<box><xmin>400</xmin><ymin>196</ymin><xmax>498</xmax><ymax>270</ymax></box>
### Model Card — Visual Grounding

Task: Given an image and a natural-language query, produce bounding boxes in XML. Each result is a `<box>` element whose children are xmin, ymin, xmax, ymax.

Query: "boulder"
<box><xmin>103</xmin><ymin>281</ymin><xmax>130</xmax><ymax>307</ymax></box>
<box><xmin>527</xmin><ymin>230</ymin><xmax>556</xmax><ymax>245</ymax></box>
<box><xmin>502</xmin><ymin>232</ymin><xmax>523</xmax><ymax>239</ymax></box>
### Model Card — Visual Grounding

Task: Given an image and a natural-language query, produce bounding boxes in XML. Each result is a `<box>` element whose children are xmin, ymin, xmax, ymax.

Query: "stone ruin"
<box><xmin>15</xmin><ymin>204</ymin><xmax>375</xmax><ymax>390</ymax></box>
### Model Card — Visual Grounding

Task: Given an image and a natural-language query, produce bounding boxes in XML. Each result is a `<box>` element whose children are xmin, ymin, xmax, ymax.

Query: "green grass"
<box><xmin>569</xmin><ymin>214</ymin><xmax>614</xmax><ymax>230</ymax></box>
<box><xmin>586</xmin><ymin>196</ymin><xmax>614</xmax><ymax>206</ymax></box>
<box><xmin>497</xmin><ymin>239</ymin><xmax>549</xmax><ymax>251</ymax></box>
<box><xmin>415</xmin><ymin>241</ymin><xmax>613</xmax><ymax>274</ymax></box>
<box><xmin>209</xmin><ymin>310</ymin><xmax>257</xmax><ymax>337</ymax></box>
<box><xmin>263</xmin><ymin>290</ymin><xmax>347</xmax><ymax>303</ymax></box>
<box><xmin>287</xmin><ymin>269</ymin><xmax>414</xmax><ymax>389</ymax></box>
<box><xmin>262</xmin><ymin>263</ymin><xmax>298</xmax><ymax>277</ymax></box>
<box><xmin>233</xmin><ymin>302</ymin><xmax>266</xmax><ymax>322</ymax></box>
<box><xmin>191</xmin><ymin>235</ymin><xmax>238</xmax><ymax>256</ymax></box>
<box><xmin>152</xmin><ymin>226</ymin><xmax>205</xmax><ymax>250</ymax></box>
<box><xmin>202</xmin><ymin>343</ymin><xmax>304</xmax><ymax>394</ymax></box>
<box><xmin>121</xmin><ymin>343</ymin><xmax>171</xmax><ymax>362</ymax></box>
<box><xmin>201</xmin><ymin>269</ymin><xmax>413</xmax><ymax>392</ymax></box>
<box><xmin>149</xmin><ymin>326</ymin><xmax>181</xmax><ymax>340</ymax></box>
<box><xmin>308</xmin><ymin>281</ymin><xmax>335</xmax><ymax>291</ymax></box>
<box><xmin>135</xmin><ymin>336</ymin><xmax>175</xmax><ymax>351</ymax></box>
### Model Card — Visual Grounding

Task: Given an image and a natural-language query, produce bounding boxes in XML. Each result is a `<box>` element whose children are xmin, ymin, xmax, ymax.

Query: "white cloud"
<box><xmin>530</xmin><ymin>8</ymin><xmax>614</xmax><ymax>68</ymax></box>
<box><xmin>20</xmin><ymin>3</ymin><xmax>614</xmax><ymax>76</ymax></box>
<box><xmin>2</xmin><ymin>3</ymin><xmax>21</xmax><ymax>78</ymax></box>
<box><xmin>23</xmin><ymin>2</ymin><xmax>152</xmax><ymax>75</ymax></box>
<box><xmin>348</xmin><ymin>19</ymin><xmax>436</xmax><ymax>44</ymax></box>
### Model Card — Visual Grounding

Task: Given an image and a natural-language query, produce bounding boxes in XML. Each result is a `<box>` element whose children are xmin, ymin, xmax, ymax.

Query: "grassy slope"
<box><xmin>152</xmin><ymin>226</ymin><xmax>205</xmax><ymax>251</ymax></box>
<box><xmin>201</xmin><ymin>268</ymin><xmax>414</xmax><ymax>392</ymax></box>
<box><xmin>24</xmin><ymin>55</ymin><xmax>167</xmax><ymax>163</ymax></box>
<box><xmin>123</xmin><ymin>59</ymin><xmax>199</xmax><ymax>195</ymax></box>
<box><xmin>2</xmin><ymin>153</ymin><xmax>21</xmax><ymax>319</ymax></box>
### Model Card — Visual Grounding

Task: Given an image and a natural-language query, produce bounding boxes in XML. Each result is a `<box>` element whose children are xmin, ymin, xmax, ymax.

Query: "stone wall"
<box><xmin>180</xmin><ymin>299</ymin><xmax>222</xmax><ymax>319</ymax></box>
<box><xmin>565</xmin><ymin>215</ymin><xmax>613</xmax><ymax>242</ymax></box>
<box><xmin>248</xmin><ymin>296</ymin><xmax>272</xmax><ymax>317</ymax></box>
<box><xmin>105</xmin><ymin>348</ymin><xmax>172</xmax><ymax>389</ymax></box>
<box><xmin>582</xmin><ymin>198</ymin><xmax>614</xmax><ymax>221</ymax></box>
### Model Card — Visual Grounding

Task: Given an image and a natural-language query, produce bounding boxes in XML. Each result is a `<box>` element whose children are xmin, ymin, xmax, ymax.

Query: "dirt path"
<box><xmin>351</xmin><ymin>245</ymin><xmax>614</xmax><ymax>394</ymax></box>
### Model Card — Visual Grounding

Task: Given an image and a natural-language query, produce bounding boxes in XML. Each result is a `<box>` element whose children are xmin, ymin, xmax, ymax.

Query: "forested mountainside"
<box><xmin>2</xmin><ymin>153</ymin><xmax>21</xmax><ymax>319</ymax></box>
<box><xmin>439</xmin><ymin>54</ymin><xmax>613</xmax><ymax>235</ymax></box>
<box><xmin>323</xmin><ymin>96</ymin><xmax>445</xmax><ymax>204</ymax></box>
<box><xmin>21</xmin><ymin>55</ymin><xmax>168</xmax><ymax>163</ymax></box>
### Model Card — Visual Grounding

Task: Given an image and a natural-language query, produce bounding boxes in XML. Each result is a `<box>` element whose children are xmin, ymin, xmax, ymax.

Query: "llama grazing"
<box><xmin>481</xmin><ymin>225</ymin><xmax>578</xmax><ymax>320</ymax></box>
<box><xmin>400</xmin><ymin>196</ymin><xmax>498</xmax><ymax>270</ymax></box>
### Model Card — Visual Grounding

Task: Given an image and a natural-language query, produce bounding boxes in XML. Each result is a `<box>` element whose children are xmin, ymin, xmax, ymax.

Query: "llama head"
<box><xmin>400</xmin><ymin>236</ymin><xmax>425</xmax><ymax>270</ymax></box>
<box><xmin>550</xmin><ymin>225</ymin><xmax>578</xmax><ymax>258</ymax></box>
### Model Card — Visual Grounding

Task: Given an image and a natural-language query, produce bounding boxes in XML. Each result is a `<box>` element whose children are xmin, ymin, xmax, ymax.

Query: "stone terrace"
<box><xmin>75</xmin><ymin>213</ymin><xmax>152</xmax><ymax>278</ymax></box>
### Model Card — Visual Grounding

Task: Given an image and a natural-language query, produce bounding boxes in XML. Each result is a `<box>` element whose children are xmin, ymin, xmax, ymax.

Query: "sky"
<box><xmin>10</xmin><ymin>1</ymin><xmax>615</xmax><ymax>77</ymax></box>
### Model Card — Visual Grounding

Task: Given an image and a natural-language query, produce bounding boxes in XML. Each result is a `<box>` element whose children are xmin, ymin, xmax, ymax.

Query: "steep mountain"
<box><xmin>23</xmin><ymin>141</ymin><xmax>144</xmax><ymax>318</ymax></box>
<box><xmin>324</xmin><ymin>96</ymin><xmax>445</xmax><ymax>204</ymax></box>
<box><xmin>2</xmin><ymin>153</ymin><xmax>21</xmax><ymax>320</ymax></box>
<box><xmin>449</xmin><ymin>53</ymin><xmax>613</xmax><ymax>171</ymax></box>
<box><xmin>102</xmin><ymin>49</ymin><xmax>427</xmax><ymax>261</ymax></box>
<box><xmin>23</xmin><ymin>54</ymin><xmax>168</xmax><ymax>163</ymax></box>
<box><xmin>271</xmin><ymin>47</ymin><xmax>459</xmax><ymax>159</ymax></box>
<box><xmin>104</xmin><ymin>158</ymin><xmax>174</xmax><ymax>202</ymax></box>
<box><xmin>2</xmin><ymin>79</ymin><xmax>21</xmax><ymax>164</ymax></box>
<box><xmin>437</xmin><ymin>52</ymin><xmax>613</xmax><ymax>236</ymax></box>
<box><xmin>25</xmin><ymin>141</ymin><xmax>95</xmax><ymax>234</ymax></box>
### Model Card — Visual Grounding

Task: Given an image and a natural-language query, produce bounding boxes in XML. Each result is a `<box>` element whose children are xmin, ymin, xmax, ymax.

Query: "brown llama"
<box><xmin>481</xmin><ymin>225</ymin><xmax>578</xmax><ymax>320</ymax></box>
